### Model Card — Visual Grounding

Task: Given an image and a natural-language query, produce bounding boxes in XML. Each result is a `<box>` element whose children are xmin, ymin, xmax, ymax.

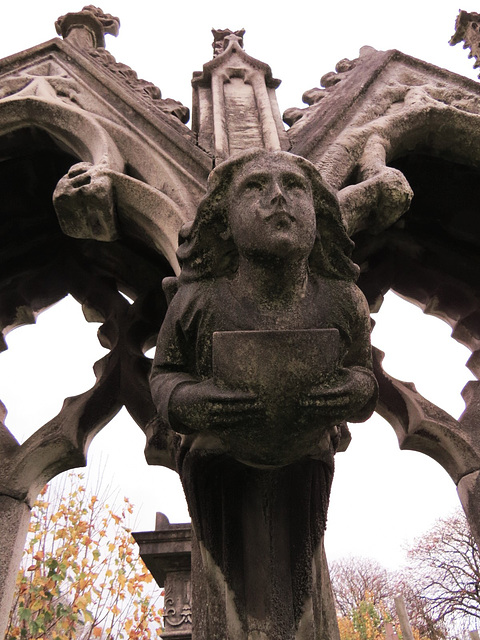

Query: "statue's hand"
<box><xmin>169</xmin><ymin>379</ymin><xmax>262</xmax><ymax>434</ymax></box>
<box><xmin>299</xmin><ymin>367</ymin><xmax>377</xmax><ymax>423</ymax></box>
<box><xmin>53</xmin><ymin>162</ymin><xmax>117</xmax><ymax>241</ymax></box>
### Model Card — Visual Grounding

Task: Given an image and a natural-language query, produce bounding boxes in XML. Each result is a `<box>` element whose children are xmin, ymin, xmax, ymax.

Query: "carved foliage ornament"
<box><xmin>212</xmin><ymin>28</ymin><xmax>245</xmax><ymax>57</ymax></box>
<box><xmin>450</xmin><ymin>10</ymin><xmax>480</xmax><ymax>75</ymax></box>
<box><xmin>55</xmin><ymin>5</ymin><xmax>120</xmax><ymax>48</ymax></box>
<box><xmin>164</xmin><ymin>583</ymin><xmax>192</xmax><ymax>628</ymax></box>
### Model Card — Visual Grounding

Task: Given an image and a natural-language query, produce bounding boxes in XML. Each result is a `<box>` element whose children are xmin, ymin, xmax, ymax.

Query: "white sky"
<box><xmin>0</xmin><ymin>0</ymin><xmax>478</xmax><ymax>570</ymax></box>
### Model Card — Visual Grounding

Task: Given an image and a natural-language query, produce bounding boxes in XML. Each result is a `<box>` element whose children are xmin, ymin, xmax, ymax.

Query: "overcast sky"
<box><xmin>0</xmin><ymin>0</ymin><xmax>478</xmax><ymax>570</ymax></box>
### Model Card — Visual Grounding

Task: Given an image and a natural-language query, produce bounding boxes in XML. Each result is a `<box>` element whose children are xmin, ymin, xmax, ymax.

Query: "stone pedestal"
<box><xmin>133</xmin><ymin>513</ymin><xmax>192</xmax><ymax>639</ymax></box>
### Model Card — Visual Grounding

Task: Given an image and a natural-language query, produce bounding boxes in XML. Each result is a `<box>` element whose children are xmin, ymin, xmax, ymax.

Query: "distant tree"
<box><xmin>330</xmin><ymin>556</ymin><xmax>447</xmax><ymax>640</ymax></box>
<box><xmin>5</xmin><ymin>472</ymin><xmax>163</xmax><ymax>640</ymax></box>
<box><xmin>405</xmin><ymin>509</ymin><xmax>480</xmax><ymax>635</ymax></box>
<box><xmin>336</xmin><ymin>592</ymin><xmax>389</xmax><ymax>640</ymax></box>
<box><xmin>330</xmin><ymin>557</ymin><xmax>394</xmax><ymax>618</ymax></box>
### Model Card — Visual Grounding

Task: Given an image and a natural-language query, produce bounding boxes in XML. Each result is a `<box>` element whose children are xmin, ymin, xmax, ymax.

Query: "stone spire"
<box><xmin>192</xmin><ymin>29</ymin><xmax>289</xmax><ymax>161</ymax></box>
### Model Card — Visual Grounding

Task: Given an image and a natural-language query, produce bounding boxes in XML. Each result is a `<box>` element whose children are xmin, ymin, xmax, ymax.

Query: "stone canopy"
<box><xmin>1</xmin><ymin>6</ymin><xmax>480</xmax><ymax>639</ymax></box>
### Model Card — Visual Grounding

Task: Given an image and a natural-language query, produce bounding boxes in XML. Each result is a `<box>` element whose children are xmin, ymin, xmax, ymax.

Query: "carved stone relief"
<box><xmin>278</xmin><ymin>41</ymin><xmax>480</xmax><ymax>554</ymax></box>
<box><xmin>0</xmin><ymin>64</ymin><xmax>82</xmax><ymax>105</ymax></box>
<box><xmin>450</xmin><ymin>9</ymin><xmax>480</xmax><ymax>76</ymax></box>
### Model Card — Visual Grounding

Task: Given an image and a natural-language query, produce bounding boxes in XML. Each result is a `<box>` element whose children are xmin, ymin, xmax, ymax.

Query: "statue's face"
<box><xmin>227</xmin><ymin>155</ymin><xmax>316</xmax><ymax>261</ymax></box>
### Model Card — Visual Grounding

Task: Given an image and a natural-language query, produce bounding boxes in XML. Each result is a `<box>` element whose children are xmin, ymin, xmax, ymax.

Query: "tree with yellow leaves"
<box><xmin>336</xmin><ymin>592</ymin><xmax>390</xmax><ymax>640</ymax></box>
<box><xmin>4</xmin><ymin>472</ymin><xmax>163</xmax><ymax>640</ymax></box>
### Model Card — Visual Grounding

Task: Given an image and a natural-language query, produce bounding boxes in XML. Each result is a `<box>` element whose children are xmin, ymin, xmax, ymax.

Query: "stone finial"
<box><xmin>450</xmin><ymin>10</ymin><xmax>480</xmax><ymax>75</ymax></box>
<box><xmin>55</xmin><ymin>5</ymin><xmax>120</xmax><ymax>49</ymax></box>
<box><xmin>212</xmin><ymin>28</ymin><xmax>245</xmax><ymax>57</ymax></box>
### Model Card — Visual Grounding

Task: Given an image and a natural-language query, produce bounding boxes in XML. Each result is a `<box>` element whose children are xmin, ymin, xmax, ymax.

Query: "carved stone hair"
<box><xmin>176</xmin><ymin>149</ymin><xmax>359</xmax><ymax>284</ymax></box>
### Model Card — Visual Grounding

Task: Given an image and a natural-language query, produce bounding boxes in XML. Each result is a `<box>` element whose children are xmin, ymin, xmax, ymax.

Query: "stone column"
<box><xmin>0</xmin><ymin>496</ymin><xmax>31</xmax><ymax>638</ymax></box>
<box><xmin>181</xmin><ymin>453</ymin><xmax>340</xmax><ymax>640</ymax></box>
<box><xmin>458</xmin><ymin>469</ymin><xmax>480</xmax><ymax>550</ymax></box>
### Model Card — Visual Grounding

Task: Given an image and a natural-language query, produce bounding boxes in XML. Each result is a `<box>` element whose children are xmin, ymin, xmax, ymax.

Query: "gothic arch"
<box><xmin>0</xmin><ymin>120</ymin><xmax>181</xmax><ymax>512</ymax></box>
<box><xmin>342</xmin><ymin>113</ymin><xmax>480</xmax><ymax>546</ymax></box>
<box><xmin>0</xmin><ymin>97</ymin><xmax>124</xmax><ymax>168</ymax></box>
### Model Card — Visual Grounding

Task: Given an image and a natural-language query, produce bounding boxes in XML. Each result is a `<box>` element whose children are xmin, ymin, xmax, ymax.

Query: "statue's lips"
<box><xmin>264</xmin><ymin>209</ymin><xmax>295</xmax><ymax>223</ymax></box>
<box><xmin>213</xmin><ymin>329</ymin><xmax>339</xmax><ymax>397</ymax></box>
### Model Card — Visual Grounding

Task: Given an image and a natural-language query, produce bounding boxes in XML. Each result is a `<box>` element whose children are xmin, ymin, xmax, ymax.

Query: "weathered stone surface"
<box><xmin>373</xmin><ymin>348</ymin><xmax>480</xmax><ymax>484</ymax></box>
<box><xmin>192</xmin><ymin>29</ymin><xmax>289</xmax><ymax>161</ymax></box>
<box><xmin>2</xmin><ymin>8</ymin><xmax>480</xmax><ymax>639</ymax></box>
<box><xmin>150</xmin><ymin>150</ymin><xmax>377</xmax><ymax>466</ymax></box>
<box><xmin>53</xmin><ymin>162</ymin><xmax>118</xmax><ymax>240</ymax></box>
<box><xmin>458</xmin><ymin>469</ymin><xmax>480</xmax><ymax>550</ymax></box>
<box><xmin>54</xmin><ymin>5</ymin><xmax>189</xmax><ymax>123</ymax></box>
<box><xmin>212</xmin><ymin>328</ymin><xmax>340</xmax><ymax>465</ymax></box>
<box><xmin>280</xmin><ymin>43</ymin><xmax>480</xmax><ymax>557</ymax></box>
<box><xmin>212</xmin><ymin>28</ymin><xmax>245</xmax><ymax>57</ymax></box>
<box><xmin>150</xmin><ymin>149</ymin><xmax>377</xmax><ymax>637</ymax></box>
<box><xmin>450</xmin><ymin>10</ymin><xmax>480</xmax><ymax>76</ymax></box>
<box><xmin>55</xmin><ymin>5</ymin><xmax>120</xmax><ymax>49</ymax></box>
<box><xmin>0</xmin><ymin>22</ymin><xmax>202</xmax><ymax>623</ymax></box>
<box><xmin>285</xmin><ymin>46</ymin><xmax>480</xmax><ymax>241</ymax></box>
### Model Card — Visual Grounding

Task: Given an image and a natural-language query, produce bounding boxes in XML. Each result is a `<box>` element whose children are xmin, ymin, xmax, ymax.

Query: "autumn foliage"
<box><xmin>332</xmin><ymin>509</ymin><xmax>480</xmax><ymax>640</ymax></box>
<box><xmin>5</xmin><ymin>473</ymin><xmax>163</xmax><ymax>640</ymax></box>
<box><xmin>336</xmin><ymin>592</ymin><xmax>388</xmax><ymax>640</ymax></box>
<box><xmin>331</xmin><ymin>558</ymin><xmax>441</xmax><ymax>640</ymax></box>
<box><xmin>335</xmin><ymin>591</ymin><xmax>434</xmax><ymax>640</ymax></box>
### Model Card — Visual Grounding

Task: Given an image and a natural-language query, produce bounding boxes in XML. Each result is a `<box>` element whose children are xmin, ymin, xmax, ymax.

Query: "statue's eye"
<box><xmin>283</xmin><ymin>175</ymin><xmax>307</xmax><ymax>190</ymax></box>
<box><xmin>244</xmin><ymin>180</ymin><xmax>264</xmax><ymax>191</ymax></box>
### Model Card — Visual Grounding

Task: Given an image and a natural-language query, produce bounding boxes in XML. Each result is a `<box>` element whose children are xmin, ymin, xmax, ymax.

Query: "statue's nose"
<box><xmin>269</xmin><ymin>179</ymin><xmax>286</xmax><ymax>205</ymax></box>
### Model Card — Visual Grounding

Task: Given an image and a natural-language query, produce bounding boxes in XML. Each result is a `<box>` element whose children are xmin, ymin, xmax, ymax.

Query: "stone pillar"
<box><xmin>133</xmin><ymin>513</ymin><xmax>192</xmax><ymax>639</ymax></box>
<box><xmin>458</xmin><ymin>469</ymin><xmax>480</xmax><ymax>550</ymax></box>
<box><xmin>0</xmin><ymin>496</ymin><xmax>31</xmax><ymax>638</ymax></box>
<box><xmin>181</xmin><ymin>453</ymin><xmax>340</xmax><ymax>640</ymax></box>
<box><xmin>457</xmin><ymin>381</ymin><xmax>480</xmax><ymax>551</ymax></box>
<box><xmin>394</xmin><ymin>596</ymin><xmax>415</xmax><ymax>640</ymax></box>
